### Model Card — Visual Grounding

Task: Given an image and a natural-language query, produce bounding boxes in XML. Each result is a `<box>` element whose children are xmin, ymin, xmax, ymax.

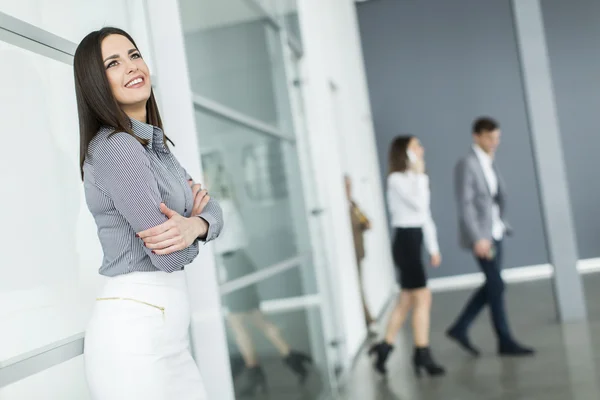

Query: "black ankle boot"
<box><xmin>413</xmin><ymin>347</ymin><xmax>445</xmax><ymax>377</ymax></box>
<box><xmin>239</xmin><ymin>366</ymin><xmax>267</xmax><ymax>396</ymax></box>
<box><xmin>284</xmin><ymin>351</ymin><xmax>313</xmax><ymax>384</ymax></box>
<box><xmin>230</xmin><ymin>356</ymin><xmax>246</xmax><ymax>380</ymax></box>
<box><xmin>368</xmin><ymin>342</ymin><xmax>393</xmax><ymax>375</ymax></box>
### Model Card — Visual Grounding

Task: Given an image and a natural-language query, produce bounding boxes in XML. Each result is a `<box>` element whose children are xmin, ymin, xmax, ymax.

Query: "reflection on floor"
<box><xmin>230</xmin><ymin>354</ymin><xmax>324</xmax><ymax>400</ymax></box>
<box><xmin>341</xmin><ymin>274</ymin><xmax>600</xmax><ymax>400</ymax></box>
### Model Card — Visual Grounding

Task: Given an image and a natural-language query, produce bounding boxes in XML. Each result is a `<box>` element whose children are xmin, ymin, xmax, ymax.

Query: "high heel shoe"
<box><xmin>284</xmin><ymin>350</ymin><xmax>313</xmax><ymax>384</ymax></box>
<box><xmin>412</xmin><ymin>347</ymin><xmax>445</xmax><ymax>377</ymax></box>
<box><xmin>368</xmin><ymin>342</ymin><xmax>393</xmax><ymax>376</ymax></box>
<box><xmin>239</xmin><ymin>366</ymin><xmax>267</xmax><ymax>396</ymax></box>
<box><xmin>230</xmin><ymin>355</ymin><xmax>246</xmax><ymax>380</ymax></box>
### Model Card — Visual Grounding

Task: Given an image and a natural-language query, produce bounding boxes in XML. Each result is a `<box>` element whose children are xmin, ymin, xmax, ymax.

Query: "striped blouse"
<box><xmin>83</xmin><ymin>118</ymin><xmax>223</xmax><ymax>277</ymax></box>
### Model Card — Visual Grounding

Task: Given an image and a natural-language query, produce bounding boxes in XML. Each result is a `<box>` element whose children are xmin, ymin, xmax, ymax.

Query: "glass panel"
<box><xmin>219</xmin><ymin>263</ymin><xmax>318</xmax><ymax>310</ymax></box>
<box><xmin>0</xmin><ymin>40</ymin><xmax>102</xmax><ymax>364</ymax></box>
<box><xmin>252</xmin><ymin>0</ymin><xmax>277</xmax><ymax>15</ymax></box>
<box><xmin>0</xmin><ymin>0</ymin><xmax>130</xmax><ymax>43</ymax></box>
<box><xmin>180</xmin><ymin>0</ymin><xmax>287</xmax><ymax>128</ymax></box>
<box><xmin>224</xmin><ymin>306</ymin><xmax>330</xmax><ymax>399</ymax></box>
<box><xmin>0</xmin><ymin>356</ymin><xmax>91</xmax><ymax>399</ymax></box>
<box><xmin>196</xmin><ymin>109</ymin><xmax>310</xmax><ymax>272</ymax></box>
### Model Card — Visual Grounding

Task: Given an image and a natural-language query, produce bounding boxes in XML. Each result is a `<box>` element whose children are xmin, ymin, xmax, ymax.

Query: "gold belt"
<box><xmin>96</xmin><ymin>297</ymin><xmax>165</xmax><ymax>319</ymax></box>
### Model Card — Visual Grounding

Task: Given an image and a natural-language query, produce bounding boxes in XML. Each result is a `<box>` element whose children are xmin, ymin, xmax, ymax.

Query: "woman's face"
<box><xmin>101</xmin><ymin>34</ymin><xmax>151</xmax><ymax>115</ymax></box>
<box><xmin>408</xmin><ymin>137</ymin><xmax>425</xmax><ymax>160</ymax></box>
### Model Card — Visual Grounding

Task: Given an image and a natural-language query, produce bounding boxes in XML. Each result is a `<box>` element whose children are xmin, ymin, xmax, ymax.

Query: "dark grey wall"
<box><xmin>542</xmin><ymin>0</ymin><xmax>600</xmax><ymax>259</ymax></box>
<box><xmin>356</xmin><ymin>0</ymin><xmax>548</xmax><ymax>277</ymax></box>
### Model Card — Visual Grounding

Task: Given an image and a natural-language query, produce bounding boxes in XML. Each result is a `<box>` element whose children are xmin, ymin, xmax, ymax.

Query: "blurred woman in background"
<box><xmin>369</xmin><ymin>135</ymin><xmax>445</xmax><ymax>378</ymax></box>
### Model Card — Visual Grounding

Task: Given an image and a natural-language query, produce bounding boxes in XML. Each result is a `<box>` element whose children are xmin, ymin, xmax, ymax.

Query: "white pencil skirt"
<box><xmin>84</xmin><ymin>270</ymin><xmax>206</xmax><ymax>400</ymax></box>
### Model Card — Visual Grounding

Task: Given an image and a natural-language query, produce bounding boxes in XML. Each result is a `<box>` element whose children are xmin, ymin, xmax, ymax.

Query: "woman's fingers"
<box><xmin>145</xmin><ymin>236</ymin><xmax>185</xmax><ymax>251</ymax></box>
<box><xmin>137</xmin><ymin>218</ymin><xmax>174</xmax><ymax>239</ymax></box>
<box><xmin>143</xmin><ymin>227</ymin><xmax>179</xmax><ymax>246</ymax></box>
<box><xmin>153</xmin><ymin>242</ymin><xmax>186</xmax><ymax>255</ymax></box>
<box><xmin>192</xmin><ymin>189</ymin><xmax>209</xmax><ymax>215</ymax></box>
<box><xmin>191</xmin><ymin>183</ymin><xmax>202</xmax><ymax>198</ymax></box>
<box><xmin>198</xmin><ymin>192</ymin><xmax>210</xmax><ymax>212</ymax></box>
<box><xmin>193</xmin><ymin>189</ymin><xmax>207</xmax><ymax>209</ymax></box>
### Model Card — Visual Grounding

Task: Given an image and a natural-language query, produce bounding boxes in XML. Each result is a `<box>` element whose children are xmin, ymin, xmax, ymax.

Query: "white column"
<box><xmin>297</xmin><ymin>0</ymin><xmax>368</xmax><ymax>366</ymax></box>
<box><xmin>511</xmin><ymin>0</ymin><xmax>587</xmax><ymax>321</ymax></box>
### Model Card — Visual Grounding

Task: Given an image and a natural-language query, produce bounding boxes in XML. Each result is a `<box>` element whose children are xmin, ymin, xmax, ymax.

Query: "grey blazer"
<box><xmin>454</xmin><ymin>148</ymin><xmax>511</xmax><ymax>249</ymax></box>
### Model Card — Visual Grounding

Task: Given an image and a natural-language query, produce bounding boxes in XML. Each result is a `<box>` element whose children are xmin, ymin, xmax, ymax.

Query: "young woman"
<box><xmin>369</xmin><ymin>135</ymin><xmax>445</xmax><ymax>377</ymax></box>
<box><xmin>75</xmin><ymin>27</ymin><xmax>223</xmax><ymax>399</ymax></box>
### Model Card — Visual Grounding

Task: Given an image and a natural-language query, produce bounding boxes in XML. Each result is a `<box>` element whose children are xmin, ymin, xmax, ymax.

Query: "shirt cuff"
<box><xmin>428</xmin><ymin>245</ymin><xmax>440</xmax><ymax>256</ymax></box>
<box><xmin>186</xmin><ymin>240</ymin><xmax>200</xmax><ymax>265</ymax></box>
<box><xmin>197</xmin><ymin>212</ymin><xmax>218</xmax><ymax>243</ymax></box>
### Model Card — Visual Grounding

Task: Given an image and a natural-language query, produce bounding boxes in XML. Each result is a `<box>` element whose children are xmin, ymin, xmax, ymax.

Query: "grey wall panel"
<box><xmin>541</xmin><ymin>0</ymin><xmax>600</xmax><ymax>259</ymax></box>
<box><xmin>356</xmin><ymin>0</ymin><xmax>548</xmax><ymax>277</ymax></box>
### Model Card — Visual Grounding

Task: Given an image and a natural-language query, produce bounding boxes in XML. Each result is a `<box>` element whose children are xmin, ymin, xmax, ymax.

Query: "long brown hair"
<box><xmin>74</xmin><ymin>27</ymin><xmax>169</xmax><ymax>179</ymax></box>
<box><xmin>388</xmin><ymin>135</ymin><xmax>414</xmax><ymax>174</ymax></box>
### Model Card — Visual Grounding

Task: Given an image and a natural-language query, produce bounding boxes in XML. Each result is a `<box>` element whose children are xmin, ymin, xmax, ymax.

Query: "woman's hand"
<box><xmin>138</xmin><ymin>203</ymin><xmax>208</xmax><ymax>255</ymax></box>
<box><xmin>412</xmin><ymin>158</ymin><xmax>426</xmax><ymax>174</ymax></box>
<box><xmin>188</xmin><ymin>180</ymin><xmax>211</xmax><ymax>217</ymax></box>
<box><xmin>430</xmin><ymin>252</ymin><xmax>442</xmax><ymax>268</ymax></box>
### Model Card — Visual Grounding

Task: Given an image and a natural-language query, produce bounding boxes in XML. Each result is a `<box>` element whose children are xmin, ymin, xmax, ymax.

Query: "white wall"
<box><xmin>329</xmin><ymin>0</ymin><xmax>396</xmax><ymax>320</ymax></box>
<box><xmin>0</xmin><ymin>1</ymin><xmax>141</xmax><ymax>398</ymax></box>
<box><xmin>1</xmin><ymin>356</ymin><xmax>91</xmax><ymax>400</ymax></box>
<box><xmin>0</xmin><ymin>1</ymin><xmax>234</xmax><ymax>399</ymax></box>
<box><xmin>297</xmin><ymin>0</ymin><xmax>396</xmax><ymax>365</ymax></box>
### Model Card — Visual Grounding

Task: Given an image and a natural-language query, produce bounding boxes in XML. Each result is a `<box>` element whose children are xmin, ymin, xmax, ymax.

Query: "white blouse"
<box><xmin>387</xmin><ymin>171</ymin><xmax>439</xmax><ymax>255</ymax></box>
<box><xmin>213</xmin><ymin>198</ymin><xmax>249</xmax><ymax>255</ymax></box>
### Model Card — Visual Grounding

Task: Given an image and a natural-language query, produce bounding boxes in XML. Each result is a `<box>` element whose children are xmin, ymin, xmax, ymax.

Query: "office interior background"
<box><xmin>1</xmin><ymin>0</ymin><xmax>599</xmax><ymax>399</ymax></box>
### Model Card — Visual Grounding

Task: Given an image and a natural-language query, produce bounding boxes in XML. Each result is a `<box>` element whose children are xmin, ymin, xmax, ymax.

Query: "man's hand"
<box><xmin>473</xmin><ymin>239</ymin><xmax>492</xmax><ymax>259</ymax></box>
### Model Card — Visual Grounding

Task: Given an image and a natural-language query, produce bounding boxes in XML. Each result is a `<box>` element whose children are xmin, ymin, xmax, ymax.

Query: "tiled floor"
<box><xmin>339</xmin><ymin>274</ymin><xmax>600</xmax><ymax>400</ymax></box>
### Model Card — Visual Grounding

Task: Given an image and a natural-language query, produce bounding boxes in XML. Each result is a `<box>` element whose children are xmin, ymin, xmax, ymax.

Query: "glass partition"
<box><xmin>224</xmin><ymin>307</ymin><xmax>329</xmax><ymax>398</ymax></box>
<box><xmin>179</xmin><ymin>1</ymin><xmax>333</xmax><ymax>398</ymax></box>
<box><xmin>180</xmin><ymin>0</ymin><xmax>289</xmax><ymax>130</ymax></box>
<box><xmin>195</xmin><ymin>109</ymin><xmax>302</xmax><ymax>271</ymax></box>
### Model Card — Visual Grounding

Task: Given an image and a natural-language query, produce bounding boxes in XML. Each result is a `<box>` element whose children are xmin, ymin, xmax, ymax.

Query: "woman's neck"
<box><xmin>124</xmin><ymin>104</ymin><xmax>147</xmax><ymax>123</ymax></box>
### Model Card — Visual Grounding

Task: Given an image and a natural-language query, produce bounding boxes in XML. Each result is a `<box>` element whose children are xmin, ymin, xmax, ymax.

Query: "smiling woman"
<box><xmin>74</xmin><ymin>27</ymin><xmax>165</xmax><ymax>177</ymax></box>
<box><xmin>73</xmin><ymin>27</ymin><xmax>223</xmax><ymax>399</ymax></box>
<box><xmin>102</xmin><ymin>35</ymin><xmax>152</xmax><ymax>121</ymax></box>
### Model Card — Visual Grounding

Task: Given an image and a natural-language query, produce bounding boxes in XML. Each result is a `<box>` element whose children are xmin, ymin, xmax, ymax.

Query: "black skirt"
<box><xmin>392</xmin><ymin>227</ymin><xmax>427</xmax><ymax>289</ymax></box>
